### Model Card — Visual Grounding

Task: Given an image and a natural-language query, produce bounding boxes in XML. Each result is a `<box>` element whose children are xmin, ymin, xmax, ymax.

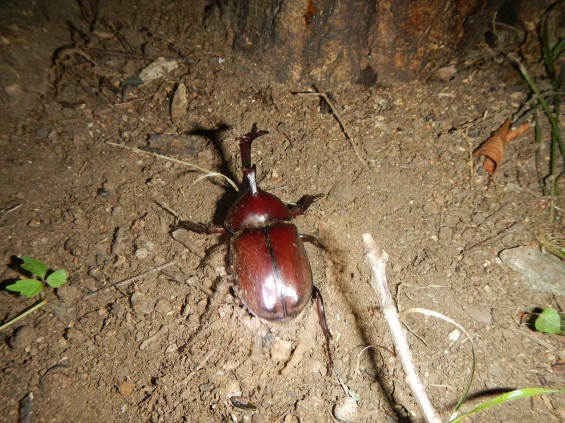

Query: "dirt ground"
<box><xmin>1</xmin><ymin>1</ymin><xmax>564</xmax><ymax>422</ymax></box>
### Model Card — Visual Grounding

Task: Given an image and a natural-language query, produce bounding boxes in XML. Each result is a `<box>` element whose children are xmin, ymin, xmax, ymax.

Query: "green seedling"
<box><xmin>0</xmin><ymin>256</ymin><xmax>68</xmax><ymax>331</ymax></box>
<box><xmin>534</xmin><ymin>308</ymin><xmax>564</xmax><ymax>335</ymax></box>
<box><xmin>523</xmin><ymin>307</ymin><xmax>565</xmax><ymax>335</ymax></box>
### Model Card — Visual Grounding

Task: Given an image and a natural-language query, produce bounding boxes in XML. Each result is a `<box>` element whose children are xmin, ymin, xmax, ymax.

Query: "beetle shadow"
<box><xmin>323</xmin><ymin>243</ymin><xmax>412</xmax><ymax>422</ymax></box>
<box><xmin>188</xmin><ymin>124</ymin><xmax>241</xmax><ymax>226</ymax></box>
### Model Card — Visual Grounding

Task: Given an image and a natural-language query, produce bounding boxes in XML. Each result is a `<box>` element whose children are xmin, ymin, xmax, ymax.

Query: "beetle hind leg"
<box><xmin>312</xmin><ymin>286</ymin><xmax>333</xmax><ymax>374</ymax></box>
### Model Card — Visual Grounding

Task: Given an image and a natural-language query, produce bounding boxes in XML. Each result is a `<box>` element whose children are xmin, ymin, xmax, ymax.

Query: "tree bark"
<box><xmin>207</xmin><ymin>0</ymin><xmax>502</xmax><ymax>86</ymax></box>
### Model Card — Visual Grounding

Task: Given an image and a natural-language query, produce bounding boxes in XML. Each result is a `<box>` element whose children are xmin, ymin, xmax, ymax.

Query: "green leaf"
<box><xmin>534</xmin><ymin>308</ymin><xmax>563</xmax><ymax>334</ymax></box>
<box><xmin>552</xmin><ymin>39</ymin><xmax>565</xmax><ymax>59</ymax></box>
<box><xmin>6</xmin><ymin>279</ymin><xmax>43</xmax><ymax>298</ymax></box>
<box><xmin>20</xmin><ymin>256</ymin><xmax>48</xmax><ymax>279</ymax></box>
<box><xmin>450</xmin><ymin>388</ymin><xmax>565</xmax><ymax>422</ymax></box>
<box><xmin>46</xmin><ymin>269</ymin><xmax>68</xmax><ymax>288</ymax></box>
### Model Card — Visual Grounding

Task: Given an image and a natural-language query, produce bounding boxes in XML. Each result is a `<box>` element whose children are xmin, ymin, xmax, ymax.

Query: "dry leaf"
<box><xmin>473</xmin><ymin>119</ymin><xmax>531</xmax><ymax>175</ymax></box>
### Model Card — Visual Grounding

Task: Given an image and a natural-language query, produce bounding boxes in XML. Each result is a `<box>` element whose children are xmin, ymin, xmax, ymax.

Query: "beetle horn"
<box><xmin>239</xmin><ymin>124</ymin><xmax>269</xmax><ymax>170</ymax></box>
<box><xmin>242</xmin><ymin>166</ymin><xmax>258</xmax><ymax>194</ymax></box>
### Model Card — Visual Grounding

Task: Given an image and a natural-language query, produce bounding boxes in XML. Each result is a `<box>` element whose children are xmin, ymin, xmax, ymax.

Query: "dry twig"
<box><xmin>362</xmin><ymin>233</ymin><xmax>441</xmax><ymax>423</ymax></box>
<box><xmin>295</xmin><ymin>89</ymin><xmax>371</xmax><ymax>171</ymax></box>
<box><xmin>83</xmin><ymin>260</ymin><xmax>176</xmax><ymax>300</ymax></box>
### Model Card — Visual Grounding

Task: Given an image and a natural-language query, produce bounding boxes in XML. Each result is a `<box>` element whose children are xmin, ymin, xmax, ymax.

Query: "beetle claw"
<box><xmin>290</xmin><ymin>194</ymin><xmax>323</xmax><ymax>217</ymax></box>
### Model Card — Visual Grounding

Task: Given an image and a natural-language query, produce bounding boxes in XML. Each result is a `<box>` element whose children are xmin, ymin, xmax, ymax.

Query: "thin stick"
<box><xmin>295</xmin><ymin>90</ymin><xmax>371</xmax><ymax>171</ymax></box>
<box><xmin>106</xmin><ymin>142</ymin><xmax>239</xmax><ymax>191</ymax></box>
<box><xmin>362</xmin><ymin>233</ymin><xmax>441</xmax><ymax>423</ymax></box>
<box><xmin>180</xmin><ymin>347</ymin><xmax>218</xmax><ymax>384</ymax></box>
<box><xmin>83</xmin><ymin>260</ymin><xmax>176</xmax><ymax>300</ymax></box>
<box><xmin>85</xmin><ymin>47</ymin><xmax>186</xmax><ymax>62</ymax></box>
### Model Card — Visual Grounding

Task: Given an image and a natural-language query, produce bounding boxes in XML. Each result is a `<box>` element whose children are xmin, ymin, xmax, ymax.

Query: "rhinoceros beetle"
<box><xmin>179</xmin><ymin>124</ymin><xmax>332</xmax><ymax>370</ymax></box>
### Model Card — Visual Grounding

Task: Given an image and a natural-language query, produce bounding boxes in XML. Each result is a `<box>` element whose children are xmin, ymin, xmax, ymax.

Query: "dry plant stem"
<box><xmin>296</xmin><ymin>91</ymin><xmax>371</xmax><ymax>171</ymax></box>
<box><xmin>83</xmin><ymin>260</ymin><xmax>176</xmax><ymax>300</ymax></box>
<box><xmin>362</xmin><ymin>233</ymin><xmax>441</xmax><ymax>423</ymax></box>
<box><xmin>106</xmin><ymin>142</ymin><xmax>239</xmax><ymax>191</ymax></box>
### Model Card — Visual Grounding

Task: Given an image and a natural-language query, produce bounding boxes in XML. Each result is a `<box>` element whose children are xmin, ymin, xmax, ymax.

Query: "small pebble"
<box><xmin>57</xmin><ymin>285</ymin><xmax>81</xmax><ymax>304</ymax></box>
<box><xmin>87</xmin><ymin>266</ymin><xmax>104</xmax><ymax>282</ymax></box>
<box><xmin>10</xmin><ymin>325</ymin><xmax>36</xmax><ymax>349</ymax></box>
<box><xmin>135</xmin><ymin>247</ymin><xmax>150</xmax><ymax>259</ymax></box>
<box><xmin>130</xmin><ymin>292</ymin><xmax>154</xmax><ymax>315</ymax></box>
<box><xmin>448</xmin><ymin>328</ymin><xmax>461</xmax><ymax>342</ymax></box>
<box><xmin>165</xmin><ymin>344</ymin><xmax>178</xmax><ymax>354</ymax></box>
<box><xmin>333</xmin><ymin>397</ymin><xmax>358</xmax><ymax>422</ymax></box>
<box><xmin>271</xmin><ymin>337</ymin><xmax>293</xmax><ymax>362</ymax></box>
<box><xmin>118</xmin><ymin>380</ymin><xmax>135</xmax><ymax>397</ymax></box>
<box><xmin>64</xmin><ymin>239</ymin><xmax>82</xmax><ymax>256</ymax></box>
<box><xmin>154</xmin><ymin>298</ymin><xmax>172</xmax><ymax>315</ymax></box>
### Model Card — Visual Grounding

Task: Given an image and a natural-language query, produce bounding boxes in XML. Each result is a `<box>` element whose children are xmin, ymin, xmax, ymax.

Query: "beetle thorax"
<box><xmin>225</xmin><ymin>167</ymin><xmax>291</xmax><ymax>232</ymax></box>
<box><xmin>225</xmin><ymin>189</ymin><xmax>291</xmax><ymax>232</ymax></box>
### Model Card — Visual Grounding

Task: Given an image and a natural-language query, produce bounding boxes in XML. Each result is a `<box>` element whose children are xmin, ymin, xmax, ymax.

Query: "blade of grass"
<box><xmin>533</xmin><ymin>109</ymin><xmax>546</xmax><ymax>194</ymax></box>
<box><xmin>449</xmin><ymin>388</ymin><xmax>565</xmax><ymax>423</ymax></box>
<box><xmin>508</xmin><ymin>54</ymin><xmax>564</xmax><ymax>158</ymax></box>
<box><xmin>0</xmin><ymin>299</ymin><xmax>47</xmax><ymax>331</ymax></box>
<box><xmin>541</xmin><ymin>6</ymin><xmax>556</xmax><ymax>81</ymax></box>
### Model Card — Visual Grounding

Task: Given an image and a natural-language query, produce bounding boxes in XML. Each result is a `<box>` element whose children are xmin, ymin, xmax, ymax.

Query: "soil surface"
<box><xmin>1</xmin><ymin>1</ymin><xmax>564</xmax><ymax>423</ymax></box>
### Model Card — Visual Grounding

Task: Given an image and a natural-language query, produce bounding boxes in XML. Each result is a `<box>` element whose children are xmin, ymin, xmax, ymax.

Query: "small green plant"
<box><xmin>406</xmin><ymin>309</ymin><xmax>565</xmax><ymax>422</ymax></box>
<box><xmin>521</xmin><ymin>307</ymin><xmax>565</xmax><ymax>335</ymax></box>
<box><xmin>0</xmin><ymin>256</ymin><xmax>68</xmax><ymax>331</ymax></box>
<box><xmin>507</xmin><ymin>2</ymin><xmax>565</xmax><ymax>223</ymax></box>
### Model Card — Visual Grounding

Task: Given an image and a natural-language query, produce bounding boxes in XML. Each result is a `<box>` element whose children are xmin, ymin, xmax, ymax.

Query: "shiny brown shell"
<box><xmin>230</xmin><ymin>222</ymin><xmax>313</xmax><ymax>321</ymax></box>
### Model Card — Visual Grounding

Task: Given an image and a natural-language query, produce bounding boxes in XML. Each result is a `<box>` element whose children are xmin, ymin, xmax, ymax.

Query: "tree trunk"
<box><xmin>207</xmin><ymin>0</ymin><xmax>502</xmax><ymax>86</ymax></box>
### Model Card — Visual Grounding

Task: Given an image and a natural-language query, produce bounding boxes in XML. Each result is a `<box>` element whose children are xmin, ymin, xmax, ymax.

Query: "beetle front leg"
<box><xmin>175</xmin><ymin>220</ymin><xmax>227</xmax><ymax>235</ymax></box>
<box><xmin>289</xmin><ymin>194</ymin><xmax>323</xmax><ymax>217</ymax></box>
<box><xmin>313</xmin><ymin>286</ymin><xmax>333</xmax><ymax>374</ymax></box>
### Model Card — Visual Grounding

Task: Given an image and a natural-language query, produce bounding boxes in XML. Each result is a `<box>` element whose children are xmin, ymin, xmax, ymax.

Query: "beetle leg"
<box><xmin>299</xmin><ymin>233</ymin><xmax>325</xmax><ymax>250</ymax></box>
<box><xmin>289</xmin><ymin>194</ymin><xmax>323</xmax><ymax>217</ymax></box>
<box><xmin>175</xmin><ymin>220</ymin><xmax>227</xmax><ymax>235</ymax></box>
<box><xmin>312</xmin><ymin>286</ymin><xmax>333</xmax><ymax>374</ymax></box>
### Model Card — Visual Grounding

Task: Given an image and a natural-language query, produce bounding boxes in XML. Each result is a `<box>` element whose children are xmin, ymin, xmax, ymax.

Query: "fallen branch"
<box><xmin>362</xmin><ymin>233</ymin><xmax>441</xmax><ymax>423</ymax></box>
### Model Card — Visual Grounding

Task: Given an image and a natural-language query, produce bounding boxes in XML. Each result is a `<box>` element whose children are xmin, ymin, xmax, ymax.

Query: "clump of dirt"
<box><xmin>1</xmin><ymin>1</ymin><xmax>563</xmax><ymax>423</ymax></box>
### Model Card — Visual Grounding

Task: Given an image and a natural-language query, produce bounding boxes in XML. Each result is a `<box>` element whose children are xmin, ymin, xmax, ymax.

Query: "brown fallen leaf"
<box><xmin>473</xmin><ymin>119</ymin><xmax>531</xmax><ymax>175</ymax></box>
